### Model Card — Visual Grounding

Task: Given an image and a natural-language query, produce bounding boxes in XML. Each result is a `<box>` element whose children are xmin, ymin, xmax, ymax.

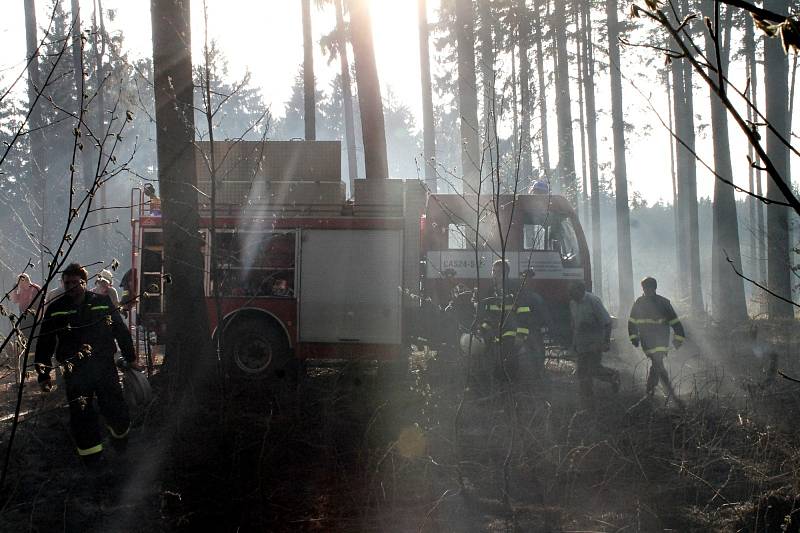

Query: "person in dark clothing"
<box><xmin>476</xmin><ymin>260</ymin><xmax>528</xmax><ymax>381</ymax></box>
<box><xmin>119</xmin><ymin>267</ymin><xmax>136</xmax><ymax>316</ymax></box>
<box><xmin>35</xmin><ymin>263</ymin><xmax>137</xmax><ymax>461</ymax></box>
<box><xmin>518</xmin><ymin>269</ymin><xmax>551</xmax><ymax>378</ymax></box>
<box><xmin>628</xmin><ymin>276</ymin><xmax>685</xmax><ymax>403</ymax></box>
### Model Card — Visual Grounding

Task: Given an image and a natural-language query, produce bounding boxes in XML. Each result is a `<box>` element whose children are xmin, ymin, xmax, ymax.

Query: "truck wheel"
<box><xmin>224</xmin><ymin>318</ymin><xmax>291</xmax><ymax>379</ymax></box>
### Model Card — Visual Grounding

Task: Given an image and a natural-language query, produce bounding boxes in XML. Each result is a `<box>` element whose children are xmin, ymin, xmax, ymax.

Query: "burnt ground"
<box><xmin>0</xmin><ymin>329</ymin><xmax>799</xmax><ymax>533</ymax></box>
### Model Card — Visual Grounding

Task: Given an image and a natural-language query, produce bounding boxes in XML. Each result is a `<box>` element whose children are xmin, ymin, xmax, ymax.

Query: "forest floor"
<box><xmin>0</xmin><ymin>323</ymin><xmax>799</xmax><ymax>532</ymax></box>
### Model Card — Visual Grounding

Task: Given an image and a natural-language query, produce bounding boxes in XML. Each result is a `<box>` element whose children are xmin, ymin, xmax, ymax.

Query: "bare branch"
<box><xmin>724</xmin><ymin>251</ymin><xmax>799</xmax><ymax>308</ymax></box>
<box><xmin>778</xmin><ymin>370</ymin><xmax>800</xmax><ymax>383</ymax></box>
<box><xmin>716</xmin><ymin>0</ymin><xmax>788</xmax><ymax>24</ymax></box>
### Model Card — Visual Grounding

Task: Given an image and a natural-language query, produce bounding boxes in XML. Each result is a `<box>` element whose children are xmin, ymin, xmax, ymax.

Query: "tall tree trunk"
<box><xmin>704</xmin><ymin>3</ymin><xmax>747</xmax><ymax>322</ymax></box>
<box><xmin>747</xmin><ymin>147</ymin><xmax>756</xmax><ymax>279</ymax></box>
<box><xmin>581</xmin><ymin>3</ymin><xmax>603</xmax><ymax>295</ymax></box>
<box><xmin>575</xmin><ymin>0</ymin><xmax>588</xmax><ymax>225</ymax></box>
<box><xmin>24</xmin><ymin>0</ymin><xmax>47</xmax><ymax>277</ymax></box>
<box><xmin>553</xmin><ymin>0</ymin><xmax>576</xmax><ymax>203</ymax></box>
<box><xmin>763</xmin><ymin>0</ymin><xmax>792</xmax><ymax>319</ymax></box>
<box><xmin>349</xmin><ymin>0</ymin><xmax>388</xmax><ymax>180</ymax></box>
<box><xmin>670</xmin><ymin>0</ymin><xmax>703</xmax><ymax>313</ymax></box>
<box><xmin>93</xmin><ymin>0</ymin><xmax>107</xmax><ymax>139</ymax></box>
<box><xmin>671</xmin><ymin>59</ymin><xmax>688</xmax><ymax>301</ymax></box>
<box><xmin>756</xmin><ymin>169</ymin><xmax>766</xmax><ymax>290</ymax></box>
<box><xmin>70</xmin><ymin>0</ymin><xmax>95</xmax><ymax>194</ymax></box>
<box><xmin>511</xmin><ymin>47</ymin><xmax>519</xmax><ymax>164</ymax></box>
<box><xmin>606</xmin><ymin>0</ymin><xmax>633</xmax><ymax>311</ymax></box>
<box><xmin>477</xmin><ymin>0</ymin><xmax>497</xmax><ymax>184</ymax></box>
<box><xmin>92</xmin><ymin>0</ymin><xmax>109</xmax><ymax>245</ymax></box>
<box><xmin>333</xmin><ymin>0</ymin><xmax>358</xmax><ymax>193</ymax></box>
<box><xmin>418</xmin><ymin>0</ymin><xmax>436</xmax><ymax>191</ymax></box>
<box><xmin>666</xmin><ymin>67</ymin><xmax>680</xmax><ymax>295</ymax></box>
<box><xmin>200</xmin><ymin>0</ymin><xmax>223</xmax><ymax>372</ymax></box>
<box><xmin>787</xmin><ymin>55</ymin><xmax>797</xmax><ymax>302</ymax></box>
<box><xmin>516</xmin><ymin>0</ymin><xmax>532</xmax><ymax>184</ymax></box>
<box><xmin>683</xmin><ymin>41</ymin><xmax>703</xmax><ymax>314</ymax></box>
<box><xmin>71</xmin><ymin>0</ymin><xmax>101</xmax><ymax>262</ymax></box>
<box><xmin>302</xmin><ymin>0</ymin><xmax>316</xmax><ymax>140</ymax></box>
<box><xmin>455</xmin><ymin>0</ymin><xmax>480</xmax><ymax>192</ymax></box>
<box><xmin>151</xmin><ymin>0</ymin><xmax>211</xmax><ymax>384</ymax></box>
<box><xmin>745</xmin><ymin>17</ymin><xmax>767</xmax><ymax>298</ymax></box>
<box><xmin>744</xmin><ymin>13</ymin><xmax>759</xmax><ymax>289</ymax></box>
<box><xmin>531</xmin><ymin>0</ymin><xmax>550</xmax><ymax>177</ymax></box>
<box><xmin>581</xmin><ymin>0</ymin><xmax>602</xmax><ymax>298</ymax></box>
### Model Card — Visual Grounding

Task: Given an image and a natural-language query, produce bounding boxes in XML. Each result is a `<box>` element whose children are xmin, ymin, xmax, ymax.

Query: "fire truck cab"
<box><xmin>420</xmin><ymin>187</ymin><xmax>591</xmax><ymax>348</ymax></box>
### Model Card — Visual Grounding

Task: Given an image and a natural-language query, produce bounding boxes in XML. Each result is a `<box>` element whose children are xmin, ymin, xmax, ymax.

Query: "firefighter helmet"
<box><xmin>531</xmin><ymin>180</ymin><xmax>550</xmax><ymax>195</ymax></box>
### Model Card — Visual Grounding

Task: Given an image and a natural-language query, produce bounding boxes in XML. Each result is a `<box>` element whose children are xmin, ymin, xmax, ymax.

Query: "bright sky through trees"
<box><xmin>2</xmin><ymin>0</ymin><xmax>796</xmax><ymax>205</ymax></box>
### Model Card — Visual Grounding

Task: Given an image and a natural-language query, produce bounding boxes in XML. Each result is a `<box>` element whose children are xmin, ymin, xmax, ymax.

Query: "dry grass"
<box><xmin>0</xmin><ymin>321</ymin><xmax>798</xmax><ymax>531</ymax></box>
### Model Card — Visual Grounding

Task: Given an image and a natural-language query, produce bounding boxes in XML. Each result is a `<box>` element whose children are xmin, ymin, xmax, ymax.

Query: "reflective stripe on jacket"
<box><xmin>516</xmin><ymin>289</ymin><xmax>550</xmax><ymax>339</ymax></box>
<box><xmin>35</xmin><ymin>291</ymin><xmax>134</xmax><ymax>376</ymax></box>
<box><xmin>479</xmin><ymin>290</ymin><xmax>529</xmax><ymax>342</ymax></box>
<box><xmin>628</xmin><ymin>294</ymin><xmax>685</xmax><ymax>355</ymax></box>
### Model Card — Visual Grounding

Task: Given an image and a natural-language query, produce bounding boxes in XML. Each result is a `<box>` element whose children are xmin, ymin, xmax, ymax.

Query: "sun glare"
<box><xmin>367</xmin><ymin>1</ymin><xmax>424</xmax><ymax>109</ymax></box>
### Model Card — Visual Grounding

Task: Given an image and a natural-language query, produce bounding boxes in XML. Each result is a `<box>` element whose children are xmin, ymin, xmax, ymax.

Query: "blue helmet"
<box><xmin>531</xmin><ymin>180</ymin><xmax>549</xmax><ymax>195</ymax></box>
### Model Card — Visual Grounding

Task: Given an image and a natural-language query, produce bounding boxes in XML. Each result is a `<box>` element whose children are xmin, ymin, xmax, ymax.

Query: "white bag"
<box><xmin>459</xmin><ymin>333</ymin><xmax>486</xmax><ymax>357</ymax></box>
<box><xmin>122</xmin><ymin>368</ymin><xmax>153</xmax><ymax>408</ymax></box>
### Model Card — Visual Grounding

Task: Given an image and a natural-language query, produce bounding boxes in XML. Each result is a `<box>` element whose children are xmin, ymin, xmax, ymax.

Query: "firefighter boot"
<box><xmin>81</xmin><ymin>449</ymin><xmax>106</xmax><ymax>470</ymax></box>
<box><xmin>110</xmin><ymin>434</ymin><xmax>129</xmax><ymax>453</ymax></box>
<box><xmin>610</xmin><ymin>370</ymin><xmax>621</xmax><ymax>394</ymax></box>
<box><xmin>576</xmin><ymin>353</ymin><xmax>594</xmax><ymax>398</ymax></box>
<box><xmin>646</xmin><ymin>364</ymin><xmax>658</xmax><ymax>396</ymax></box>
<box><xmin>578</xmin><ymin>372</ymin><xmax>594</xmax><ymax>398</ymax></box>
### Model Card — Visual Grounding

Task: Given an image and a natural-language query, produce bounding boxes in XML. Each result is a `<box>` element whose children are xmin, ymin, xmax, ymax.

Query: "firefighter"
<box><xmin>476</xmin><ymin>260</ymin><xmax>528</xmax><ymax>381</ymax></box>
<box><xmin>568</xmin><ymin>280</ymin><xmax>619</xmax><ymax>397</ymax></box>
<box><xmin>35</xmin><ymin>263</ymin><xmax>137</xmax><ymax>463</ymax></box>
<box><xmin>119</xmin><ymin>268</ymin><xmax>134</xmax><ymax>307</ymax></box>
<box><xmin>518</xmin><ymin>269</ymin><xmax>550</xmax><ymax>378</ymax></box>
<box><xmin>445</xmin><ymin>284</ymin><xmax>477</xmax><ymax>344</ymax></box>
<box><xmin>628</xmin><ymin>277</ymin><xmax>685</xmax><ymax>402</ymax></box>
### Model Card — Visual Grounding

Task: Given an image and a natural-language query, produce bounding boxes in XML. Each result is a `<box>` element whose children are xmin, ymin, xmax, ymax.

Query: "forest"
<box><xmin>0</xmin><ymin>0</ymin><xmax>799</xmax><ymax>531</ymax></box>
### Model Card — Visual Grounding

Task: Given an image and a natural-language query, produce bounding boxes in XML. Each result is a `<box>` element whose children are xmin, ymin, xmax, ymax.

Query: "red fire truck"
<box><xmin>130</xmin><ymin>141</ymin><xmax>590</xmax><ymax>377</ymax></box>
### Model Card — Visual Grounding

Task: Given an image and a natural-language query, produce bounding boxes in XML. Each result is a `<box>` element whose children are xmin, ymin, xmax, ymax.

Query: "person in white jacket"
<box><xmin>92</xmin><ymin>269</ymin><xmax>120</xmax><ymax>309</ymax></box>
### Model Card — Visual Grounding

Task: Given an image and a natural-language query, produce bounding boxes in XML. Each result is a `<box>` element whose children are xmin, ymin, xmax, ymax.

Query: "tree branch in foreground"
<box><xmin>724</xmin><ymin>251</ymin><xmax>799</xmax><ymax>308</ymax></box>
<box><xmin>778</xmin><ymin>370</ymin><xmax>800</xmax><ymax>384</ymax></box>
<box><xmin>716</xmin><ymin>0</ymin><xmax>787</xmax><ymax>24</ymax></box>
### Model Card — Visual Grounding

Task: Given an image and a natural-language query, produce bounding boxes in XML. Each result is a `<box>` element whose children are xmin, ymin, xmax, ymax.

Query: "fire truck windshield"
<box><xmin>523</xmin><ymin>216</ymin><xmax>582</xmax><ymax>267</ymax></box>
<box><xmin>447</xmin><ymin>223</ymin><xmax>471</xmax><ymax>250</ymax></box>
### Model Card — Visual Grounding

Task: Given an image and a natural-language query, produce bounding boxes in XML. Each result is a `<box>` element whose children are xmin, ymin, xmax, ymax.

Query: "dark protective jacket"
<box><xmin>478</xmin><ymin>286</ymin><xmax>529</xmax><ymax>343</ymax></box>
<box><xmin>516</xmin><ymin>288</ymin><xmax>550</xmax><ymax>337</ymax></box>
<box><xmin>35</xmin><ymin>291</ymin><xmax>134</xmax><ymax>376</ymax></box>
<box><xmin>569</xmin><ymin>292</ymin><xmax>612</xmax><ymax>353</ymax></box>
<box><xmin>628</xmin><ymin>294</ymin><xmax>685</xmax><ymax>355</ymax></box>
